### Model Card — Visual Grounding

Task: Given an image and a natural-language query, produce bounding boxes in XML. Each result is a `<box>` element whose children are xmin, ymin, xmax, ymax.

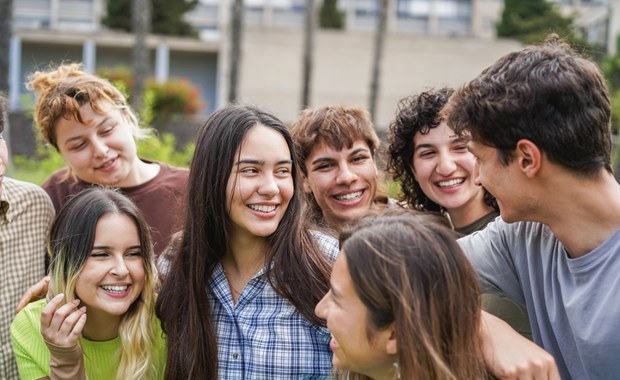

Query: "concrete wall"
<box><xmin>234</xmin><ymin>26</ymin><xmax>522</xmax><ymax>130</ymax></box>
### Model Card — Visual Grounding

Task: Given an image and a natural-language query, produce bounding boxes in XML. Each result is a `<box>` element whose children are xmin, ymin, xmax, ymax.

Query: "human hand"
<box><xmin>480</xmin><ymin>311</ymin><xmax>560</xmax><ymax>380</ymax></box>
<box><xmin>15</xmin><ymin>275</ymin><xmax>51</xmax><ymax>313</ymax></box>
<box><xmin>41</xmin><ymin>294</ymin><xmax>87</xmax><ymax>348</ymax></box>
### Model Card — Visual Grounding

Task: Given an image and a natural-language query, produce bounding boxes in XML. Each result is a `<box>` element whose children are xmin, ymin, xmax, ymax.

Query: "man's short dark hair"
<box><xmin>445</xmin><ymin>34</ymin><xmax>612</xmax><ymax>176</ymax></box>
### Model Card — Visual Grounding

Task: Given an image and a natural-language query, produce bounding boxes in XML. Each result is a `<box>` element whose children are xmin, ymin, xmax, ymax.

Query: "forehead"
<box><xmin>414</xmin><ymin>121</ymin><xmax>457</xmax><ymax>143</ymax></box>
<box><xmin>238</xmin><ymin>125</ymin><xmax>291</xmax><ymax>155</ymax></box>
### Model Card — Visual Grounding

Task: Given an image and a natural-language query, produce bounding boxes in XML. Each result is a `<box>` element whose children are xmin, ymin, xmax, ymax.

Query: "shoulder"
<box><xmin>311</xmin><ymin>230</ymin><xmax>339</xmax><ymax>263</ymax></box>
<box><xmin>155</xmin><ymin>162</ymin><xmax>189</xmax><ymax>179</ymax></box>
<box><xmin>41</xmin><ymin>167</ymin><xmax>72</xmax><ymax>188</ymax></box>
<box><xmin>146</xmin><ymin>162</ymin><xmax>189</xmax><ymax>193</ymax></box>
<box><xmin>4</xmin><ymin>177</ymin><xmax>55</xmax><ymax>215</ymax></box>
<box><xmin>12</xmin><ymin>299</ymin><xmax>47</xmax><ymax>333</ymax></box>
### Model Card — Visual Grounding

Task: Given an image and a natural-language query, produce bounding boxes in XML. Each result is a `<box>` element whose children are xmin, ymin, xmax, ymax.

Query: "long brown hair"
<box><xmin>155</xmin><ymin>104</ymin><xmax>332</xmax><ymax>378</ymax></box>
<box><xmin>338</xmin><ymin>210</ymin><xmax>488</xmax><ymax>380</ymax></box>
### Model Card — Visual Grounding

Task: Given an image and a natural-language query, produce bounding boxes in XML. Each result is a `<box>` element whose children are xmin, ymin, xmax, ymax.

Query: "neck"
<box><xmin>81</xmin><ymin>311</ymin><xmax>121</xmax><ymax>341</ymax></box>
<box><xmin>531</xmin><ymin>170</ymin><xmax>620</xmax><ymax>258</ymax></box>
<box><xmin>118</xmin><ymin>159</ymin><xmax>159</xmax><ymax>188</ymax></box>
<box><xmin>222</xmin><ymin>233</ymin><xmax>269</xmax><ymax>303</ymax></box>
<box><xmin>447</xmin><ymin>191</ymin><xmax>495</xmax><ymax>229</ymax></box>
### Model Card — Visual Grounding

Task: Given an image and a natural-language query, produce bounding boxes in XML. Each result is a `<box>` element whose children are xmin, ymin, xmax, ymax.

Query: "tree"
<box><xmin>301</xmin><ymin>0</ymin><xmax>317</xmax><ymax>108</ymax></box>
<box><xmin>104</xmin><ymin>0</ymin><xmax>198</xmax><ymax>37</ymax></box>
<box><xmin>497</xmin><ymin>0</ymin><xmax>581</xmax><ymax>45</ymax></box>
<box><xmin>319</xmin><ymin>0</ymin><xmax>344</xmax><ymax>29</ymax></box>
<box><xmin>0</xmin><ymin>0</ymin><xmax>13</xmax><ymax>94</ymax></box>
<box><xmin>131</xmin><ymin>0</ymin><xmax>151</xmax><ymax>114</ymax></box>
<box><xmin>228</xmin><ymin>0</ymin><xmax>244</xmax><ymax>103</ymax></box>
<box><xmin>368</xmin><ymin>0</ymin><xmax>387</xmax><ymax>125</ymax></box>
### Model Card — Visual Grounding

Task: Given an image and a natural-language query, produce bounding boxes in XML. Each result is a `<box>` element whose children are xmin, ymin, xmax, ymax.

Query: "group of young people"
<box><xmin>1</xmin><ymin>33</ymin><xmax>618</xmax><ymax>380</ymax></box>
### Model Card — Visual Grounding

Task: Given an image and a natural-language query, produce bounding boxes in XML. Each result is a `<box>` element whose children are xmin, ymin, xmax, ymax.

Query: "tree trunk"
<box><xmin>132</xmin><ymin>0</ymin><xmax>151</xmax><ymax>116</ymax></box>
<box><xmin>0</xmin><ymin>0</ymin><xmax>13</xmax><ymax>95</ymax></box>
<box><xmin>369</xmin><ymin>0</ymin><xmax>388</xmax><ymax>125</ymax></box>
<box><xmin>301</xmin><ymin>0</ymin><xmax>316</xmax><ymax>109</ymax></box>
<box><xmin>228</xmin><ymin>0</ymin><xmax>244</xmax><ymax>103</ymax></box>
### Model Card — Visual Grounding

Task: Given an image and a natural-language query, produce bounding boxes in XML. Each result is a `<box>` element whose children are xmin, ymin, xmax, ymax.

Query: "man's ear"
<box><xmin>385</xmin><ymin>324</ymin><xmax>398</xmax><ymax>355</ymax></box>
<box><xmin>302</xmin><ymin>174</ymin><xmax>312</xmax><ymax>193</ymax></box>
<box><xmin>515</xmin><ymin>139</ymin><xmax>542</xmax><ymax>178</ymax></box>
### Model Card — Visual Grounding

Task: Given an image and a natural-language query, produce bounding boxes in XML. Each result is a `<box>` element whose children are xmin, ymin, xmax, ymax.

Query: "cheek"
<box><xmin>412</xmin><ymin>160</ymin><xmax>431</xmax><ymax>182</ymax></box>
<box><xmin>280</xmin><ymin>179</ymin><xmax>295</xmax><ymax>202</ymax></box>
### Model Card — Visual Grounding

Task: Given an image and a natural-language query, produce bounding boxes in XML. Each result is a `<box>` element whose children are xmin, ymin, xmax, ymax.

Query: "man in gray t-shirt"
<box><xmin>445</xmin><ymin>35</ymin><xmax>620</xmax><ymax>380</ymax></box>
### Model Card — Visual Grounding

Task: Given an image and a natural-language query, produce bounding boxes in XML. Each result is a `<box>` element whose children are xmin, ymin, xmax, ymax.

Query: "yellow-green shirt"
<box><xmin>11</xmin><ymin>299</ymin><xmax>166</xmax><ymax>379</ymax></box>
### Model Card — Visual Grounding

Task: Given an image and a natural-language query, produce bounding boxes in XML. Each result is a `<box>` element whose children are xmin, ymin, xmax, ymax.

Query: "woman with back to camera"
<box><xmin>11</xmin><ymin>188</ymin><xmax>165</xmax><ymax>379</ymax></box>
<box><xmin>28</xmin><ymin>63</ymin><xmax>188</xmax><ymax>257</ymax></box>
<box><xmin>315</xmin><ymin>210</ymin><xmax>488</xmax><ymax>380</ymax></box>
<box><xmin>156</xmin><ymin>104</ymin><xmax>337</xmax><ymax>378</ymax></box>
<box><xmin>387</xmin><ymin>88</ymin><xmax>531</xmax><ymax>339</ymax></box>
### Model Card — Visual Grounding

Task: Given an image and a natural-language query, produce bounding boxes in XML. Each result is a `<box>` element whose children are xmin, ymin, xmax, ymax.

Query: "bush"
<box><xmin>96</xmin><ymin>66</ymin><xmax>205</xmax><ymax>128</ymax></box>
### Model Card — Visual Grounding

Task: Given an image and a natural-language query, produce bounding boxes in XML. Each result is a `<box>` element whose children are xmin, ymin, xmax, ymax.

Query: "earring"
<box><xmin>392</xmin><ymin>361</ymin><xmax>401</xmax><ymax>380</ymax></box>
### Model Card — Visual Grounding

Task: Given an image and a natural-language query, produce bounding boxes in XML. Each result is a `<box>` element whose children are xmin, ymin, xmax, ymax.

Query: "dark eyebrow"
<box><xmin>349</xmin><ymin>148</ymin><xmax>370</xmax><ymax>156</ymax></box>
<box><xmin>414</xmin><ymin>143</ymin><xmax>434</xmax><ymax>153</ymax></box>
<box><xmin>235</xmin><ymin>159</ymin><xmax>293</xmax><ymax>166</ymax></box>
<box><xmin>311</xmin><ymin>157</ymin><xmax>336</xmax><ymax>166</ymax></box>
<box><xmin>450</xmin><ymin>135</ymin><xmax>469</xmax><ymax>144</ymax></box>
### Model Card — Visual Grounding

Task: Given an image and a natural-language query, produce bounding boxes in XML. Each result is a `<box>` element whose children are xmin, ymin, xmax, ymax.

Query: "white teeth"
<box><xmin>248</xmin><ymin>204</ymin><xmax>276</xmax><ymax>213</ymax></box>
<box><xmin>334</xmin><ymin>191</ymin><xmax>363</xmax><ymax>201</ymax></box>
<box><xmin>101</xmin><ymin>285</ymin><xmax>128</xmax><ymax>293</ymax></box>
<box><xmin>437</xmin><ymin>179</ymin><xmax>464</xmax><ymax>188</ymax></box>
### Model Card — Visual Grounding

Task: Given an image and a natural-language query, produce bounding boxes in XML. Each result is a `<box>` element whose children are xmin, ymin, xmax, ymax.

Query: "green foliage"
<box><xmin>146</xmin><ymin>78</ymin><xmax>203</xmax><ymax>125</ymax></box>
<box><xmin>96</xmin><ymin>66</ymin><xmax>204</xmax><ymax>128</ymax></box>
<box><xmin>136</xmin><ymin>133</ymin><xmax>194</xmax><ymax>167</ymax></box>
<box><xmin>320</xmin><ymin>0</ymin><xmax>345</xmax><ymax>29</ymax></box>
<box><xmin>496</xmin><ymin>0</ymin><xmax>583</xmax><ymax>46</ymax></box>
<box><xmin>103</xmin><ymin>0</ymin><xmax>198</xmax><ymax>37</ymax></box>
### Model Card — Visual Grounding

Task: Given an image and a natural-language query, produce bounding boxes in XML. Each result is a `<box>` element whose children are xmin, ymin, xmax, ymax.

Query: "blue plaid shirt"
<box><xmin>208</xmin><ymin>232</ymin><xmax>339</xmax><ymax>379</ymax></box>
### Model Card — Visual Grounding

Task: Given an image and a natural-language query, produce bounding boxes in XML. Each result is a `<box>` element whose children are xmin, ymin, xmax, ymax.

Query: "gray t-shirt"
<box><xmin>459</xmin><ymin>219</ymin><xmax>620</xmax><ymax>380</ymax></box>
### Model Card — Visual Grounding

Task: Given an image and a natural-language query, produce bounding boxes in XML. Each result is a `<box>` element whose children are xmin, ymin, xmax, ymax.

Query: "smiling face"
<box><xmin>468</xmin><ymin>140</ymin><xmax>524</xmax><ymax>222</ymax></box>
<box><xmin>74</xmin><ymin>213</ymin><xmax>145</xmax><ymax>325</ymax></box>
<box><xmin>226</xmin><ymin>125</ymin><xmax>294</xmax><ymax>242</ymax></box>
<box><xmin>412</xmin><ymin>122</ymin><xmax>486</xmax><ymax>214</ymax></box>
<box><xmin>55</xmin><ymin>100</ymin><xmax>141</xmax><ymax>187</ymax></box>
<box><xmin>315</xmin><ymin>252</ymin><xmax>395</xmax><ymax>379</ymax></box>
<box><xmin>302</xmin><ymin>140</ymin><xmax>377</xmax><ymax>230</ymax></box>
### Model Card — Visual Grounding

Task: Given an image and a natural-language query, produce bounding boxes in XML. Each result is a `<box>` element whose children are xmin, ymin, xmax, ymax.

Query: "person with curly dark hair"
<box><xmin>386</xmin><ymin>88</ymin><xmax>531</xmax><ymax>341</ymax></box>
<box><xmin>387</xmin><ymin>87</ymin><xmax>498</xmax><ymax>235</ymax></box>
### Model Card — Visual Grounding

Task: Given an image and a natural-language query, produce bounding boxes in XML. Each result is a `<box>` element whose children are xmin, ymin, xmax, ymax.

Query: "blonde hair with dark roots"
<box><xmin>48</xmin><ymin>188</ymin><xmax>161</xmax><ymax>380</ymax></box>
<box><xmin>27</xmin><ymin>63</ymin><xmax>149</xmax><ymax>150</ymax></box>
<box><xmin>336</xmin><ymin>210</ymin><xmax>488</xmax><ymax>380</ymax></box>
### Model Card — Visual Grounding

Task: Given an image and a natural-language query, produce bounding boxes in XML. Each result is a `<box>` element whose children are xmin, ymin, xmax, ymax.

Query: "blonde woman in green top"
<box><xmin>11</xmin><ymin>188</ymin><xmax>164</xmax><ymax>380</ymax></box>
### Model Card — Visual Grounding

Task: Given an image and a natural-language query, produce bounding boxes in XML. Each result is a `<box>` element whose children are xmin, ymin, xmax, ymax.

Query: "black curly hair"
<box><xmin>386</xmin><ymin>88</ymin><xmax>497</xmax><ymax>212</ymax></box>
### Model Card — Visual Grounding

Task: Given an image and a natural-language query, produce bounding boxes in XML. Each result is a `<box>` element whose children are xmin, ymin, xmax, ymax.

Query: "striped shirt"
<box><xmin>0</xmin><ymin>177</ymin><xmax>55</xmax><ymax>380</ymax></box>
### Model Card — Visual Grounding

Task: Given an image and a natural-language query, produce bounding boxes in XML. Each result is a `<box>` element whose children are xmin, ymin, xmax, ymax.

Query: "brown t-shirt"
<box><xmin>42</xmin><ymin>161</ymin><xmax>189</xmax><ymax>258</ymax></box>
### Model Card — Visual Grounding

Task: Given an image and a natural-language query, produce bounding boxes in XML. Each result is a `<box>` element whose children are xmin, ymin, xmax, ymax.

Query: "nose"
<box><xmin>335</xmin><ymin>164</ymin><xmax>357</xmax><ymax>185</ymax></box>
<box><xmin>92</xmin><ymin>138</ymin><xmax>109</xmax><ymax>158</ymax></box>
<box><xmin>435</xmin><ymin>152</ymin><xmax>457</xmax><ymax>176</ymax></box>
<box><xmin>315</xmin><ymin>292</ymin><xmax>328</xmax><ymax>320</ymax></box>
<box><xmin>110</xmin><ymin>256</ymin><xmax>129</xmax><ymax>277</ymax></box>
<box><xmin>258</xmin><ymin>173</ymin><xmax>279</xmax><ymax>197</ymax></box>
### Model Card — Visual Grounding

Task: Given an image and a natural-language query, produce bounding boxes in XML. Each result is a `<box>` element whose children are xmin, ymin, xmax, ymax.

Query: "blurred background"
<box><xmin>2</xmin><ymin>0</ymin><xmax>620</xmax><ymax>184</ymax></box>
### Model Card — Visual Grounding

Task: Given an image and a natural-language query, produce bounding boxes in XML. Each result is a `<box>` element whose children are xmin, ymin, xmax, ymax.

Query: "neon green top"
<box><xmin>11</xmin><ymin>299</ymin><xmax>166</xmax><ymax>379</ymax></box>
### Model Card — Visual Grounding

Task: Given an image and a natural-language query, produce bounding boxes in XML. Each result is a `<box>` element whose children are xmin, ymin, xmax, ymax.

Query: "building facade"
<box><xmin>8</xmin><ymin>0</ymin><xmax>616</xmax><ymax>130</ymax></box>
